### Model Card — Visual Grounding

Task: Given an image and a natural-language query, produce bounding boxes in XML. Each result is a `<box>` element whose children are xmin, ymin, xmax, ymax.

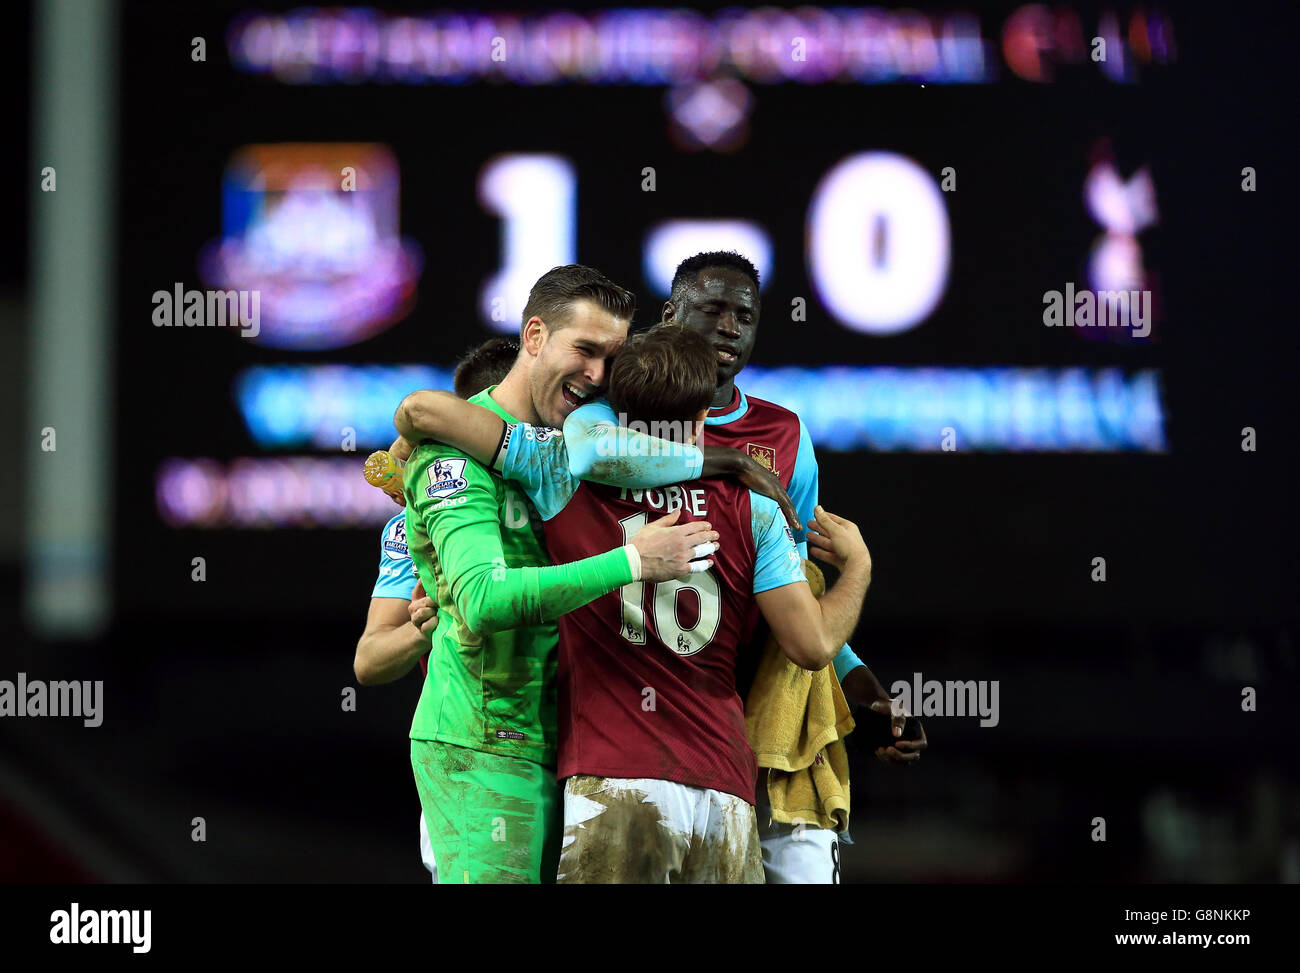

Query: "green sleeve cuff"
<box><xmin>528</xmin><ymin>545</ymin><xmax>634</xmax><ymax>620</ymax></box>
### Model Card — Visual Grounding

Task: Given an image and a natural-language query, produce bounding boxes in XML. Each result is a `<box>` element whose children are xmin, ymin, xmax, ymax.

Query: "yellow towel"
<box><xmin>744</xmin><ymin>559</ymin><xmax>855</xmax><ymax>833</ymax></box>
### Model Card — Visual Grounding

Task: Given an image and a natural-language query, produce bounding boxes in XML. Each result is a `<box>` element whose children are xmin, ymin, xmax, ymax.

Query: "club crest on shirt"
<box><xmin>746</xmin><ymin>443</ymin><xmax>778</xmax><ymax>475</ymax></box>
<box><xmin>382</xmin><ymin>518</ymin><xmax>410</xmax><ymax>560</ymax></box>
<box><xmin>426</xmin><ymin>457</ymin><xmax>469</xmax><ymax>499</ymax></box>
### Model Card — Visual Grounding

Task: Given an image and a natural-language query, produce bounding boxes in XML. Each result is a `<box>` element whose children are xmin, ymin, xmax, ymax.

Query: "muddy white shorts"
<box><xmin>558</xmin><ymin>775</ymin><xmax>763</xmax><ymax>884</ymax></box>
<box><xmin>755</xmin><ymin>784</ymin><xmax>841</xmax><ymax>884</ymax></box>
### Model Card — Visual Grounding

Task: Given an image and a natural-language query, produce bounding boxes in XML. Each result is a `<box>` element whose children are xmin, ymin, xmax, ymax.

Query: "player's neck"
<box><xmin>491</xmin><ymin>367</ymin><xmax>541</xmax><ymax>425</ymax></box>
<box><xmin>710</xmin><ymin>379</ymin><xmax>737</xmax><ymax>410</ymax></box>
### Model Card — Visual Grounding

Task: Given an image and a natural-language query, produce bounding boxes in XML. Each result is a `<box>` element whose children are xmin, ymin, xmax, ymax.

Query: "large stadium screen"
<box><xmin>117</xmin><ymin>5</ymin><xmax>1242</xmax><ymax>622</ymax></box>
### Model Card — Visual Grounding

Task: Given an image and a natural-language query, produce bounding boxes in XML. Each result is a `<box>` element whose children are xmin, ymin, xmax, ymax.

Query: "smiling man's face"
<box><xmin>526</xmin><ymin>299</ymin><xmax>629</xmax><ymax>428</ymax></box>
<box><xmin>663</xmin><ymin>267</ymin><xmax>760</xmax><ymax>392</ymax></box>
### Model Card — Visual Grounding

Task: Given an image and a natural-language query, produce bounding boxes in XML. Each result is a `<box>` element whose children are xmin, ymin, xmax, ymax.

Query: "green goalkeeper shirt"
<box><xmin>403</xmin><ymin>386</ymin><xmax>634</xmax><ymax>767</ymax></box>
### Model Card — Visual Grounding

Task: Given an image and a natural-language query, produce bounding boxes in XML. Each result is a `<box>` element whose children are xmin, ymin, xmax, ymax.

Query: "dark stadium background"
<box><xmin>1</xmin><ymin>0</ymin><xmax>1296</xmax><ymax>884</ymax></box>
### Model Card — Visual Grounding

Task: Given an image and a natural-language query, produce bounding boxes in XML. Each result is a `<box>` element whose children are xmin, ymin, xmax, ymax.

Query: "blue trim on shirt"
<box><xmin>833</xmin><ymin>645</ymin><xmax>866</xmax><ymax>682</ymax></box>
<box><xmin>786</xmin><ymin>418</ymin><xmax>818</xmax><ymax>548</ymax></box>
<box><xmin>749</xmin><ymin>493</ymin><xmax>808</xmax><ymax>594</ymax></box>
<box><xmin>502</xmin><ymin>423</ymin><xmax>581</xmax><ymax>520</ymax></box>
<box><xmin>705</xmin><ymin>387</ymin><xmax>750</xmax><ymax>426</ymax></box>
<box><xmin>563</xmin><ymin>397</ymin><xmax>704</xmax><ymax>484</ymax></box>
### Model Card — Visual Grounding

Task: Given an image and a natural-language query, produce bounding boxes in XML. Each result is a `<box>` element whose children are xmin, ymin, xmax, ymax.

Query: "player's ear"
<box><xmin>661</xmin><ymin>300</ymin><xmax>675</xmax><ymax>321</ymax></box>
<box><xmin>688</xmin><ymin>407</ymin><xmax>708</xmax><ymax>445</ymax></box>
<box><xmin>521</xmin><ymin>316</ymin><xmax>547</xmax><ymax>356</ymax></box>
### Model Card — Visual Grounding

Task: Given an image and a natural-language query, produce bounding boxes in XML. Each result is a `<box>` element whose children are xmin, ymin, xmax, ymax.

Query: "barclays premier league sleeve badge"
<box><xmin>382</xmin><ymin>518</ymin><xmax>409</xmax><ymax>560</ymax></box>
<box><xmin>426</xmin><ymin>457</ymin><xmax>470</xmax><ymax>500</ymax></box>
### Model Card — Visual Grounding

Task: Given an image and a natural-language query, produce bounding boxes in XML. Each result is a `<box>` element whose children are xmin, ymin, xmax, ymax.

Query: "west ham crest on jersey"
<box><xmin>426</xmin><ymin>457</ymin><xmax>469</xmax><ymax>499</ymax></box>
<box><xmin>746</xmin><ymin>443</ymin><xmax>778</xmax><ymax>475</ymax></box>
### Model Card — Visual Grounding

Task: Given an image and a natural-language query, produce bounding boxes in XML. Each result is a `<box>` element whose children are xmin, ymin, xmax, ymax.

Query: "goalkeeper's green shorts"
<box><xmin>410</xmin><ymin>739</ymin><xmax>561</xmax><ymax>884</ymax></box>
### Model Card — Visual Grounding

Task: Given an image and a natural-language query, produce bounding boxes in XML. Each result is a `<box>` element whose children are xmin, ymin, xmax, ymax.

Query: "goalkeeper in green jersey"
<box><xmin>397</xmin><ymin>266</ymin><xmax>723</xmax><ymax>884</ymax></box>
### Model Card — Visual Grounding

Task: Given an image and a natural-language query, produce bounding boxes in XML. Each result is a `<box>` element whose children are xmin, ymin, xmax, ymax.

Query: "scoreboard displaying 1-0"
<box><xmin>115</xmin><ymin>4</ymin><xmax>1288</xmax><ymax>625</ymax></box>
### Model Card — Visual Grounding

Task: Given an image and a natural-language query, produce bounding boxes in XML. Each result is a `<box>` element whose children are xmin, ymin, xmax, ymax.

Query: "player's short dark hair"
<box><xmin>607</xmin><ymin>323</ymin><xmax>715</xmax><ymax>437</ymax></box>
<box><xmin>453</xmin><ymin>337</ymin><xmax>519</xmax><ymax>399</ymax></box>
<box><xmin>669</xmin><ymin>251</ymin><xmax>761</xmax><ymax>304</ymax></box>
<box><xmin>520</xmin><ymin>264</ymin><xmax>636</xmax><ymax>336</ymax></box>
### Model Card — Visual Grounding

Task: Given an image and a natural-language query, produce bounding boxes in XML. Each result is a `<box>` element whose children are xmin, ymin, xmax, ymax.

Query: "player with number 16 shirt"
<box><xmin>499</xmin><ymin>325</ymin><xmax>872</xmax><ymax>882</ymax></box>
